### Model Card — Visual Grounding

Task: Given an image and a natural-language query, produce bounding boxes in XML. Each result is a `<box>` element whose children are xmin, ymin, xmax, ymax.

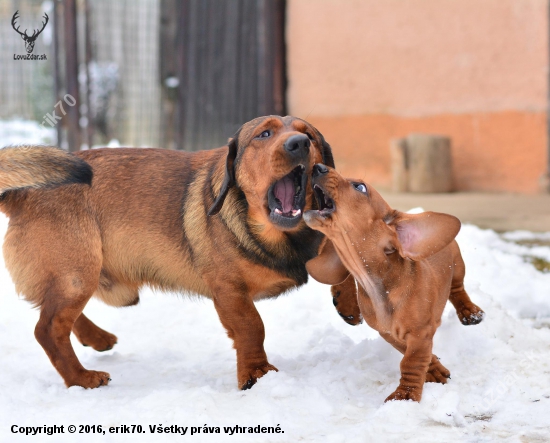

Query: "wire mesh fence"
<box><xmin>0</xmin><ymin>0</ymin><xmax>285</xmax><ymax>151</ymax></box>
<box><xmin>0</xmin><ymin>0</ymin><xmax>161</xmax><ymax>148</ymax></box>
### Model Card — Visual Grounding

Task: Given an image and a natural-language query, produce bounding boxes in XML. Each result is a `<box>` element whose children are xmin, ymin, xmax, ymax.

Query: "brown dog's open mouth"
<box><xmin>313</xmin><ymin>184</ymin><xmax>335</xmax><ymax>216</ymax></box>
<box><xmin>268</xmin><ymin>165</ymin><xmax>307</xmax><ymax>228</ymax></box>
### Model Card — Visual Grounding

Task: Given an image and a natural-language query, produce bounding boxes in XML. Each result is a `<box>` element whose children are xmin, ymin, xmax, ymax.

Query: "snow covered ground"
<box><xmin>0</xmin><ymin>212</ymin><xmax>549</xmax><ymax>443</ymax></box>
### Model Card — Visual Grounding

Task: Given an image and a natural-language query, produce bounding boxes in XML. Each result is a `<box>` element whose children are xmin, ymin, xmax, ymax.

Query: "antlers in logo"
<box><xmin>11</xmin><ymin>10</ymin><xmax>49</xmax><ymax>54</ymax></box>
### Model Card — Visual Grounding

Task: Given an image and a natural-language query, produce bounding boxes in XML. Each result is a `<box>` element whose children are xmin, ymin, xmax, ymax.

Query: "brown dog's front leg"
<box><xmin>331</xmin><ymin>275</ymin><xmax>362</xmax><ymax>325</ymax></box>
<box><xmin>212</xmin><ymin>292</ymin><xmax>278</xmax><ymax>390</ymax></box>
<box><xmin>449</xmin><ymin>286</ymin><xmax>485</xmax><ymax>326</ymax></box>
<box><xmin>385</xmin><ymin>333</ymin><xmax>433</xmax><ymax>402</ymax></box>
<box><xmin>449</xmin><ymin>250</ymin><xmax>485</xmax><ymax>325</ymax></box>
<box><xmin>73</xmin><ymin>313</ymin><xmax>118</xmax><ymax>352</ymax></box>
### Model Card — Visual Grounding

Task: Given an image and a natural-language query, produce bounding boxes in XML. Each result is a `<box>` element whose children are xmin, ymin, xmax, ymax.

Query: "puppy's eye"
<box><xmin>353</xmin><ymin>183</ymin><xmax>367</xmax><ymax>193</ymax></box>
<box><xmin>384</xmin><ymin>246</ymin><xmax>397</xmax><ymax>255</ymax></box>
<box><xmin>305</xmin><ymin>132</ymin><xmax>314</xmax><ymax>141</ymax></box>
<box><xmin>257</xmin><ymin>130</ymin><xmax>271</xmax><ymax>139</ymax></box>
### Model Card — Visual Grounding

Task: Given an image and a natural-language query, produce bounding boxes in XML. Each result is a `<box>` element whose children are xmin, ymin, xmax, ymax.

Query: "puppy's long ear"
<box><xmin>208</xmin><ymin>133</ymin><xmax>239</xmax><ymax>216</ymax></box>
<box><xmin>306</xmin><ymin>238</ymin><xmax>349</xmax><ymax>285</ymax></box>
<box><xmin>390</xmin><ymin>211</ymin><xmax>461</xmax><ymax>260</ymax></box>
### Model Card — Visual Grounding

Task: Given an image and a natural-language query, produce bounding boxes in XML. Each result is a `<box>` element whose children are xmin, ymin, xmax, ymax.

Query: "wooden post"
<box><xmin>406</xmin><ymin>134</ymin><xmax>453</xmax><ymax>193</ymax></box>
<box><xmin>84</xmin><ymin>0</ymin><xmax>94</xmax><ymax>149</ymax></box>
<box><xmin>63</xmin><ymin>0</ymin><xmax>82</xmax><ymax>152</ymax></box>
<box><xmin>53</xmin><ymin>0</ymin><xmax>63</xmax><ymax>148</ymax></box>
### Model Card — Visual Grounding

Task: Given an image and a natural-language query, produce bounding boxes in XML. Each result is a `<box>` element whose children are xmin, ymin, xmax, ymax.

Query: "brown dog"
<box><xmin>304</xmin><ymin>164</ymin><xmax>484</xmax><ymax>402</ymax></box>
<box><xmin>0</xmin><ymin>116</ymin><xmax>339</xmax><ymax>390</ymax></box>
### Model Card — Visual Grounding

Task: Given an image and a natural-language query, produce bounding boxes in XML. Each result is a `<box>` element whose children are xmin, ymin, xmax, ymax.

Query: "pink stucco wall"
<box><xmin>286</xmin><ymin>0</ymin><xmax>548</xmax><ymax>192</ymax></box>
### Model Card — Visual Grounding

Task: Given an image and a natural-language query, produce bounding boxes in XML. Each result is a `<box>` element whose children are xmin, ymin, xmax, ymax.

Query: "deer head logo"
<box><xmin>11</xmin><ymin>10</ymin><xmax>49</xmax><ymax>54</ymax></box>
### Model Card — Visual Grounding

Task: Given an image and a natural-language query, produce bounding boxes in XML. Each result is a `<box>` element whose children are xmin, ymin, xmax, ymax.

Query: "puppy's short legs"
<box><xmin>73</xmin><ymin>313</ymin><xmax>117</xmax><ymax>352</ymax></box>
<box><xmin>379</xmin><ymin>331</ymin><xmax>449</xmax><ymax>385</ymax></box>
<box><xmin>449</xmin><ymin>251</ymin><xmax>485</xmax><ymax>325</ymax></box>
<box><xmin>211</xmin><ymin>287</ymin><xmax>277</xmax><ymax>390</ymax></box>
<box><xmin>35</xmin><ymin>289</ymin><xmax>110</xmax><ymax>389</ymax></box>
<box><xmin>385</xmin><ymin>332</ymin><xmax>433</xmax><ymax>402</ymax></box>
<box><xmin>331</xmin><ymin>275</ymin><xmax>362</xmax><ymax>325</ymax></box>
<box><xmin>425</xmin><ymin>355</ymin><xmax>450</xmax><ymax>384</ymax></box>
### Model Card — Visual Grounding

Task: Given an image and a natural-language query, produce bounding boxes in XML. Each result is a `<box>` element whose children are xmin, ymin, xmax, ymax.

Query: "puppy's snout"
<box><xmin>284</xmin><ymin>134</ymin><xmax>310</xmax><ymax>157</ymax></box>
<box><xmin>312</xmin><ymin>163</ymin><xmax>329</xmax><ymax>177</ymax></box>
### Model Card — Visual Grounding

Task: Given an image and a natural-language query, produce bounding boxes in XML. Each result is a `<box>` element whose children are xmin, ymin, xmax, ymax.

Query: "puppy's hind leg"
<box><xmin>73</xmin><ymin>313</ymin><xmax>117</xmax><ymax>352</ymax></box>
<box><xmin>379</xmin><ymin>331</ymin><xmax>450</xmax><ymax>384</ymax></box>
<box><xmin>449</xmin><ymin>249</ymin><xmax>485</xmax><ymax>325</ymax></box>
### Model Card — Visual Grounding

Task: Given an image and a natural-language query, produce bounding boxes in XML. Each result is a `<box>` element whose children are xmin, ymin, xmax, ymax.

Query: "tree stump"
<box><xmin>391</xmin><ymin>134</ymin><xmax>453</xmax><ymax>193</ymax></box>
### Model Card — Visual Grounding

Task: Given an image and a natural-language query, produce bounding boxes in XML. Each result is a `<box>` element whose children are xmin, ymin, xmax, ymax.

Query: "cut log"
<box><xmin>406</xmin><ymin>134</ymin><xmax>452</xmax><ymax>193</ymax></box>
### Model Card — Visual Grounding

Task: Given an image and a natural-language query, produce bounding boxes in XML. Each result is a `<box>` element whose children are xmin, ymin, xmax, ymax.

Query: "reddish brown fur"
<box><xmin>0</xmin><ymin>116</ymin><xmax>344</xmax><ymax>390</ymax></box>
<box><xmin>304</xmin><ymin>166</ymin><xmax>484</xmax><ymax>402</ymax></box>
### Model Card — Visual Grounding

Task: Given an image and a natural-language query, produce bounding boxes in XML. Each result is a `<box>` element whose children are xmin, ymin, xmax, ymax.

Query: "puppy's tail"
<box><xmin>0</xmin><ymin>146</ymin><xmax>92</xmax><ymax>193</ymax></box>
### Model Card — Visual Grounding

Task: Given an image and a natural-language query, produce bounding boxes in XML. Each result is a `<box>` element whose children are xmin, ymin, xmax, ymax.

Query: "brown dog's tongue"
<box><xmin>274</xmin><ymin>176</ymin><xmax>295</xmax><ymax>213</ymax></box>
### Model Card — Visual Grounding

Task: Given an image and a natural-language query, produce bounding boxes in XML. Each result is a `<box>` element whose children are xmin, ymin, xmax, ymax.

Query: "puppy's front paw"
<box><xmin>385</xmin><ymin>385</ymin><xmax>422</xmax><ymax>402</ymax></box>
<box><xmin>332</xmin><ymin>288</ymin><xmax>362</xmax><ymax>326</ymax></box>
<box><xmin>238</xmin><ymin>363</ymin><xmax>278</xmax><ymax>390</ymax></box>
<box><xmin>457</xmin><ymin>303</ymin><xmax>485</xmax><ymax>325</ymax></box>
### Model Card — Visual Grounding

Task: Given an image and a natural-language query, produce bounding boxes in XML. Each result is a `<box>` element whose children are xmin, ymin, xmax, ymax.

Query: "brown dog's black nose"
<box><xmin>312</xmin><ymin>163</ymin><xmax>329</xmax><ymax>177</ymax></box>
<box><xmin>284</xmin><ymin>134</ymin><xmax>310</xmax><ymax>156</ymax></box>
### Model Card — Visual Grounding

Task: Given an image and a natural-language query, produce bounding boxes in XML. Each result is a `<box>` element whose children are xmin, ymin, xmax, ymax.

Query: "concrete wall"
<box><xmin>286</xmin><ymin>0</ymin><xmax>548</xmax><ymax>192</ymax></box>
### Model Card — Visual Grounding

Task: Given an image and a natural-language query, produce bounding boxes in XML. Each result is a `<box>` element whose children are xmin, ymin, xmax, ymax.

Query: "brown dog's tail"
<box><xmin>0</xmin><ymin>146</ymin><xmax>92</xmax><ymax>193</ymax></box>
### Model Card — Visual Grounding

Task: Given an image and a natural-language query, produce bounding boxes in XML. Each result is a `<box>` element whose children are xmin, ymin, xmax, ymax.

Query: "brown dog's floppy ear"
<box><xmin>390</xmin><ymin>211</ymin><xmax>461</xmax><ymax>261</ymax></box>
<box><xmin>306</xmin><ymin>238</ymin><xmax>349</xmax><ymax>285</ymax></box>
<box><xmin>319</xmin><ymin>133</ymin><xmax>335</xmax><ymax>168</ymax></box>
<box><xmin>208</xmin><ymin>133</ymin><xmax>239</xmax><ymax>216</ymax></box>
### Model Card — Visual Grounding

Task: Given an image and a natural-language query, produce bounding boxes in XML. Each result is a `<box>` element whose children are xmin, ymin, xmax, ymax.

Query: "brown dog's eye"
<box><xmin>257</xmin><ymin>130</ymin><xmax>271</xmax><ymax>139</ymax></box>
<box><xmin>353</xmin><ymin>183</ymin><xmax>367</xmax><ymax>194</ymax></box>
<box><xmin>305</xmin><ymin>132</ymin><xmax>314</xmax><ymax>141</ymax></box>
<box><xmin>384</xmin><ymin>246</ymin><xmax>396</xmax><ymax>255</ymax></box>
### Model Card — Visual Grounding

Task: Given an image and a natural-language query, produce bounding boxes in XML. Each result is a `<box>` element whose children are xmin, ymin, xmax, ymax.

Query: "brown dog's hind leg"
<box><xmin>212</xmin><ymin>290</ymin><xmax>277</xmax><ymax>390</ymax></box>
<box><xmin>35</xmin><ymin>285</ymin><xmax>111</xmax><ymax>389</ymax></box>
<box><xmin>379</xmin><ymin>331</ymin><xmax>449</xmax><ymax>385</ymax></box>
<box><xmin>425</xmin><ymin>354</ymin><xmax>451</xmax><ymax>384</ymax></box>
<box><xmin>331</xmin><ymin>275</ymin><xmax>362</xmax><ymax>326</ymax></box>
<box><xmin>449</xmin><ymin>250</ymin><xmax>485</xmax><ymax>325</ymax></box>
<box><xmin>73</xmin><ymin>313</ymin><xmax>117</xmax><ymax>352</ymax></box>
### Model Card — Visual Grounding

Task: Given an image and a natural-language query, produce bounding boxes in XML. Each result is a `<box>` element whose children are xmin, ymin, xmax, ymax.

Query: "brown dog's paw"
<box><xmin>65</xmin><ymin>370</ymin><xmax>111</xmax><ymax>389</ymax></box>
<box><xmin>78</xmin><ymin>330</ymin><xmax>118</xmax><ymax>352</ymax></box>
<box><xmin>456</xmin><ymin>303</ymin><xmax>485</xmax><ymax>326</ymax></box>
<box><xmin>239</xmin><ymin>363</ymin><xmax>278</xmax><ymax>390</ymax></box>
<box><xmin>384</xmin><ymin>385</ymin><xmax>422</xmax><ymax>402</ymax></box>
<box><xmin>73</xmin><ymin>317</ymin><xmax>118</xmax><ymax>352</ymax></box>
<box><xmin>426</xmin><ymin>355</ymin><xmax>450</xmax><ymax>384</ymax></box>
<box><xmin>337</xmin><ymin>311</ymin><xmax>363</xmax><ymax>326</ymax></box>
<box><xmin>332</xmin><ymin>289</ymin><xmax>362</xmax><ymax>326</ymax></box>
